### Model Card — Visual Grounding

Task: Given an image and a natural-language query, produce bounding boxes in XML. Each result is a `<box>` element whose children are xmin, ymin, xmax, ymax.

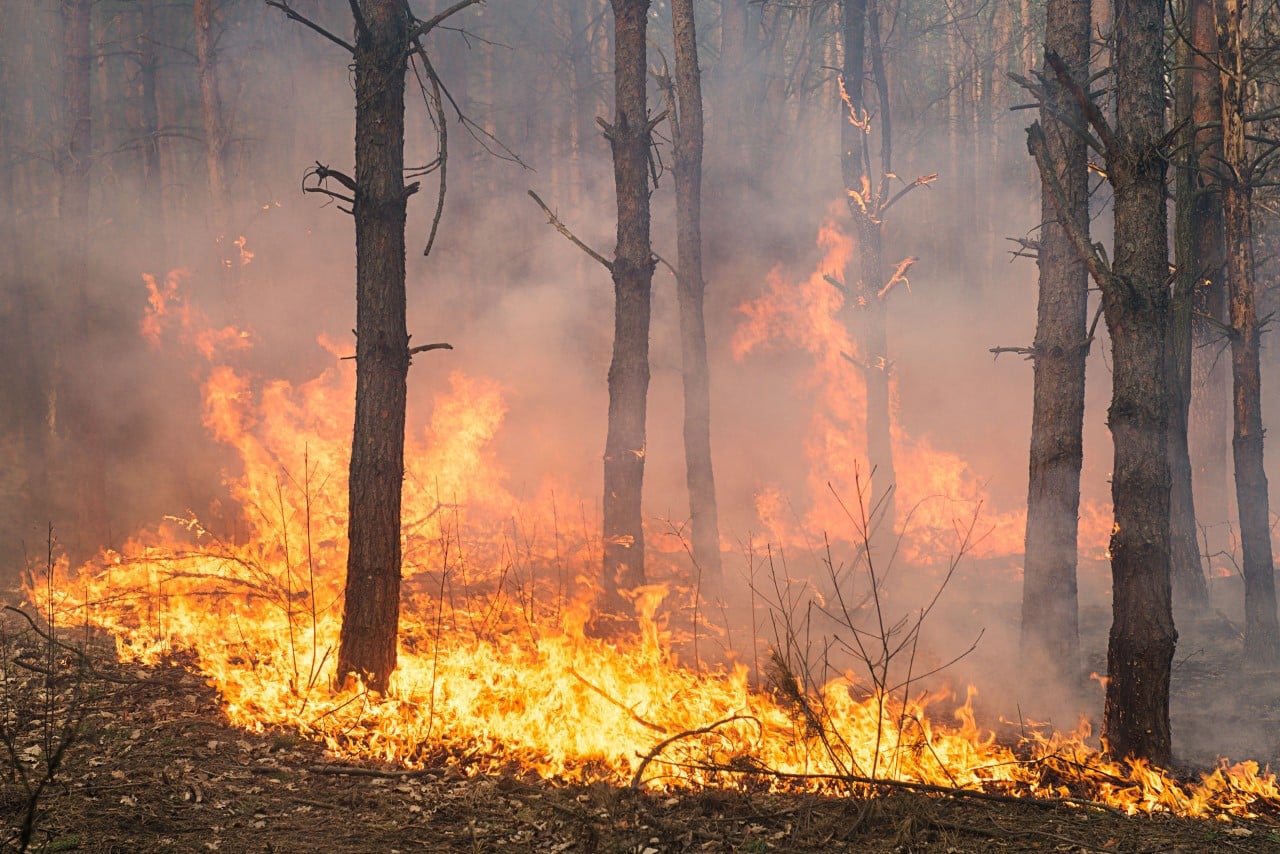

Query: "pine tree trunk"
<box><xmin>337</xmin><ymin>0</ymin><xmax>411</xmax><ymax>692</ymax></box>
<box><xmin>194</xmin><ymin>0</ymin><xmax>235</xmax><ymax>295</ymax></box>
<box><xmin>1185</xmin><ymin>0</ymin><xmax>1229</xmax><ymax>572</ymax></box>
<box><xmin>1169</xmin><ymin>0</ymin><xmax>1218</xmax><ymax>615</ymax></box>
<box><xmin>600</xmin><ymin>0</ymin><xmax>655</xmax><ymax>615</ymax></box>
<box><xmin>841</xmin><ymin>0</ymin><xmax>896</xmax><ymax>536</ymax></box>
<box><xmin>1020</xmin><ymin>0</ymin><xmax>1090</xmax><ymax>690</ymax></box>
<box><xmin>1101</xmin><ymin>0</ymin><xmax>1176</xmax><ymax>764</ymax></box>
<box><xmin>671</xmin><ymin>0</ymin><xmax>722</xmax><ymax>583</ymax></box>
<box><xmin>1217</xmin><ymin>0</ymin><xmax>1280</xmax><ymax>667</ymax></box>
<box><xmin>58</xmin><ymin>0</ymin><xmax>109</xmax><ymax>558</ymax></box>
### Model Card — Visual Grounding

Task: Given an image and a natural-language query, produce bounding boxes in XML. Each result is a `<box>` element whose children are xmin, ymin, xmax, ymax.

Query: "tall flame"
<box><xmin>25</xmin><ymin>269</ymin><xmax>1280</xmax><ymax>820</ymax></box>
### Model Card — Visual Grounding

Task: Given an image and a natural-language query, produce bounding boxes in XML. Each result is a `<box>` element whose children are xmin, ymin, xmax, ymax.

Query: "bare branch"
<box><xmin>408</xmin><ymin>342</ymin><xmax>453</xmax><ymax>357</ymax></box>
<box><xmin>880</xmin><ymin>173</ymin><xmax>938</xmax><ymax>215</ymax></box>
<box><xmin>410</xmin><ymin>0</ymin><xmax>483</xmax><ymax>41</ymax></box>
<box><xmin>527</xmin><ymin>190</ymin><xmax>613</xmax><ymax>272</ymax></box>
<box><xmin>1027</xmin><ymin>122</ymin><xmax>1115</xmax><ymax>291</ymax></box>
<box><xmin>264</xmin><ymin>1</ymin><xmax>354</xmax><ymax>53</ymax></box>
<box><xmin>1045</xmin><ymin>51</ymin><xmax>1118</xmax><ymax>160</ymax></box>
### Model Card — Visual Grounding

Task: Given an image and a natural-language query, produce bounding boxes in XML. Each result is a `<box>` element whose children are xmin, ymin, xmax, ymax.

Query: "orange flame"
<box><xmin>24</xmin><ymin>269</ymin><xmax>1278</xmax><ymax>820</ymax></box>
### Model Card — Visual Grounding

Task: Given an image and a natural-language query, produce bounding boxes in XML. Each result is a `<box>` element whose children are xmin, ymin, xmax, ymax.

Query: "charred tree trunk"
<box><xmin>133</xmin><ymin>0</ymin><xmax>167</xmax><ymax>270</ymax></box>
<box><xmin>841</xmin><ymin>0</ymin><xmax>897</xmax><ymax>536</ymax></box>
<box><xmin>1217</xmin><ymin>0</ymin><xmax>1280</xmax><ymax>667</ymax></box>
<box><xmin>58</xmin><ymin>0</ymin><xmax>109</xmax><ymax>558</ymax></box>
<box><xmin>1101</xmin><ymin>0</ymin><xmax>1176</xmax><ymax>763</ymax></box>
<box><xmin>1031</xmin><ymin>0</ymin><xmax>1177</xmax><ymax>765</ymax></box>
<box><xmin>1020</xmin><ymin>0</ymin><xmax>1090</xmax><ymax>689</ymax></box>
<box><xmin>194</xmin><ymin>0</ymin><xmax>235</xmax><ymax>292</ymax></box>
<box><xmin>670</xmin><ymin>0</ymin><xmax>722</xmax><ymax>584</ymax></box>
<box><xmin>337</xmin><ymin>0</ymin><xmax>412</xmax><ymax>693</ymax></box>
<box><xmin>600</xmin><ymin>0</ymin><xmax>655</xmax><ymax>615</ymax></box>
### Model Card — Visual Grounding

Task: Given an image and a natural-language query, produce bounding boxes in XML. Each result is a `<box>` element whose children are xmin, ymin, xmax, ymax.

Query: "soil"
<box><xmin>3</xmin><ymin>610</ymin><xmax>1280</xmax><ymax>853</ymax></box>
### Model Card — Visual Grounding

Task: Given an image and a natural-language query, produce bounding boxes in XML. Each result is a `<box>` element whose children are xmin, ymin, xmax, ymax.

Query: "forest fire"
<box><xmin>24</xmin><ymin>269</ymin><xmax>1280</xmax><ymax>822</ymax></box>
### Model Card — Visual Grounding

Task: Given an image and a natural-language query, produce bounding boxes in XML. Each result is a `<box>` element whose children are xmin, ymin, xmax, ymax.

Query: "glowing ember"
<box><xmin>25</xmin><ymin>270</ymin><xmax>1280</xmax><ymax>821</ymax></box>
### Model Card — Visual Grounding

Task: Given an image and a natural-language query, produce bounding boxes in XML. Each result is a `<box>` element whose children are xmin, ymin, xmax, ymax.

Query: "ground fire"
<box><xmin>25</xmin><ymin>246</ymin><xmax>1280</xmax><ymax>823</ymax></box>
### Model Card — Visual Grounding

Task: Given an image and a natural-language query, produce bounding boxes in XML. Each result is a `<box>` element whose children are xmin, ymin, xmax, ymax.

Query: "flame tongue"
<box><xmin>27</xmin><ymin>270</ymin><xmax>1280</xmax><ymax>818</ymax></box>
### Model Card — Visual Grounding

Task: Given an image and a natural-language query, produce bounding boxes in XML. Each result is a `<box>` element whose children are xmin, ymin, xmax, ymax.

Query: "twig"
<box><xmin>302</xmin><ymin>764</ymin><xmax>439</xmax><ymax>779</ymax></box>
<box><xmin>989</xmin><ymin>345</ymin><xmax>1038</xmax><ymax>360</ymax></box>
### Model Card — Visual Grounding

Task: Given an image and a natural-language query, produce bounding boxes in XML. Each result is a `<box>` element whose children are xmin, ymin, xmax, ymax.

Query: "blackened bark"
<box><xmin>840</xmin><ymin>0</ymin><xmax>896</xmax><ymax>535</ymax></box>
<box><xmin>1217</xmin><ymin>0</ymin><xmax>1280</xmax><ymax>667</ymax></box>
<box><xmin>600</xmin><ymin>0</ymin><xmax>655</xmax><ymax>613</ymax></box>
<box><xmin>337</xmin><ymin>0</ymin><xmax>411</xmax><ymax>693</ymax></box>
<box><xmin>59</xmin><ymin>0</ymin><xmax>109</xmax><ymax>558</ymax></box>
<box><xmin>1101</xmin><ymin>0</ymin><xmax>1176</xmax><ymax>764</ymax></box>
<box><xmin>670</xmin><ymin>0</ymin><xmax>722</xmax><ymax>583</ymax></box>
<box><xmin>1021</xmin><ymin>0</ymin><xmax>1089</xmax><ymax>687</ymax></box>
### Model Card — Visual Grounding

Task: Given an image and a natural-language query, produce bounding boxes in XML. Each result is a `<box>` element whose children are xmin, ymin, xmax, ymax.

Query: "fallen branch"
<box><xmin>666</xmin><ymin>759</ymin><xmax>1128</xmax><ymax>817</ymax></box>
<box><xmin>629</xmin><ymin>715</ymin><xmax>757</xmax><ymax>790</ymax></box>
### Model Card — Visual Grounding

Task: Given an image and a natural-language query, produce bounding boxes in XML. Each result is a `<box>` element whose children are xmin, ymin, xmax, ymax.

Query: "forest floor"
<box><xmin>4</xmin><ymin>605</ymin><xmax>1280</xmax><ymax>853</ymax></box>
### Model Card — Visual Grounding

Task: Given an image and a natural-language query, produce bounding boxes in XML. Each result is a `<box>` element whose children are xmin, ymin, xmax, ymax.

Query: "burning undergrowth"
<box><xmin>23</xmin><ymin>251</ymin><xmax>1280</xmax><ymax>823</ymax></box>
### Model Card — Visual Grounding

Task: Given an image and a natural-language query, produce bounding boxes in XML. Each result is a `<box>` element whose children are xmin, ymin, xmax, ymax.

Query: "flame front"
<box><xmin>28</xmin><ymin>267</ymin><xmax>1280</xmax><ymax>820</ymax></box>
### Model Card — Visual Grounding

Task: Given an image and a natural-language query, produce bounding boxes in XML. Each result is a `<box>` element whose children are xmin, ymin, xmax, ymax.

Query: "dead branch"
<box><xmin>989</xmin><ymin>345</ymin><xmax>1039</xmax><ymax>360</ymax></box>
<box><xmin>568</xmin><ymin>667</ymin><xmax>667</xmax><ymax>735</ymax></box>
<box><xmin>264</xmin><ymin>1</ymin><xmax>354</xmax><ymax>53</ymax></box>
<box><xmin>668</xmin><ymin>760</ymin><xmax>1128</xmax><ymax>817</ymax></box>
<box><xmin>302</xmin><ymin>764</ymin><xmax>438</xmax><ymax>779</ymax></box>
<box><xmin>877</xmin><ymin>256</ymin><xmax>916</xmax><ymax>299</ymax></box>
<box><xmin>880</xmin><ymin>174</ymin><xmax>937</xmax><ymax>216</ymax></box>
<box><xmin>527</xmin><ymin>190</ymin><xmax>613</xmax><ymax>272</ymax></box>
<box><xmin>408</xmin><ymin>342</ymin><xmax>453</xmax><ymax>357</ymax></box>
<box><xmin>410</xmin><ymin>0</ymin><xmax>484</xmax><ymax>41</ymax></box>
<box><xmin>823</xmin><ymin>274</ymin><xmax>850</xmax><ymax>297</ymax></box>
<box><xmin>1027</xmin><ymin>122</ymin><xmax>1115</xmax><ymax>292</ymax></box>
<box><xmin>1007</xmin><ymin>237</ymin><xmax>1042</xmax><ymax>260</ymax></box>
<box><xmin>629</xmin><ymin>715</ymin><xmax>757</xmax><ymax>790</ymax></box>
<box><xmin>408</xmin><ymin>43</ymin><xmax>448</xmax><ymax>256</ymax></box>
<box><xmin>1045</xmin><ymin>51</ymin><xmax>1118</xmax><ymax>160</ymax></box>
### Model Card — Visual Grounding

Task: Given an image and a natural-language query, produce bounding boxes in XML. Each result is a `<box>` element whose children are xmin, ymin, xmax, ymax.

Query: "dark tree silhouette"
<box><xmin>667</xmin><ymin>0</ymin><xmax>722</xmax><ymax>583</ymax></box>
<box><xmin>600</xmin><ymin>0</ymin><xmax>657</xmax><ymax>614</ymax></box>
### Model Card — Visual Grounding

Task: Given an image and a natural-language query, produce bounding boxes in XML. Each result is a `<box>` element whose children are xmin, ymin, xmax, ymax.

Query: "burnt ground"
<box><xmin>3</xmin><ymin>609</ymin><xmax>1280</xmax><ymax>853</ymax></box>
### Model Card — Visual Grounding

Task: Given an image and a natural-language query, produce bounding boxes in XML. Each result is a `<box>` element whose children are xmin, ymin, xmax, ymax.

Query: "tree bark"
<box><xmin>1101</xmin><ymin>0</ymin><xmax>1177</xmax><ymax>764</ymax></box>
<box><xmin>1217</xmin><ymin>0</ymin><xmax>1280</xmax><ymax>667</ymax></box>
<box><xmin>58</xmin><ymin>0</ymin><xmax>109</xmax><ymax>558</ymax></box>
<box><xmin>600</xmin><ymin>0</ymin><xmax>655</xmax><ymax>615</ymax></box>
<box><xmin>1184</xmin><ymin>0</ymin><xmax>1229</xmax><ymax>536</ymax></box>
<box><xmin>840</xmin><ymin>0</ymin><xmax>896</xmax><ymax>536</ymax></box>
<box><xmin>670</xmin><ymin>0</ymin><xmax>722</xmax><ymax>584</ymax></box>
<box><xmin>337</xmin><ymin>0</ymin><xmax>412</xmax><ymax>693</ymax></box>
<box><xmin>1020</xmin><ymin>0</ymin><xmax>1090</xmax><ymax>690</ymax></box>
<box><xmin>194</xmin><ymin>0</ymin><xmax>236</xmax><ymax>294</ymax></box>
<box><xmin>1169</xmin><ymin>0</ymin><xmax>1219</xmax><ymax>615</ymax></box>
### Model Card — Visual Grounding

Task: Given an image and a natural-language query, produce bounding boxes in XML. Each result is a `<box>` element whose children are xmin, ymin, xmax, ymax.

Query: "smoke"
<box><xmin>0</xmin><ymin>0</ymin><xmax>1272</xmax><ymax>767</ymax></box>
